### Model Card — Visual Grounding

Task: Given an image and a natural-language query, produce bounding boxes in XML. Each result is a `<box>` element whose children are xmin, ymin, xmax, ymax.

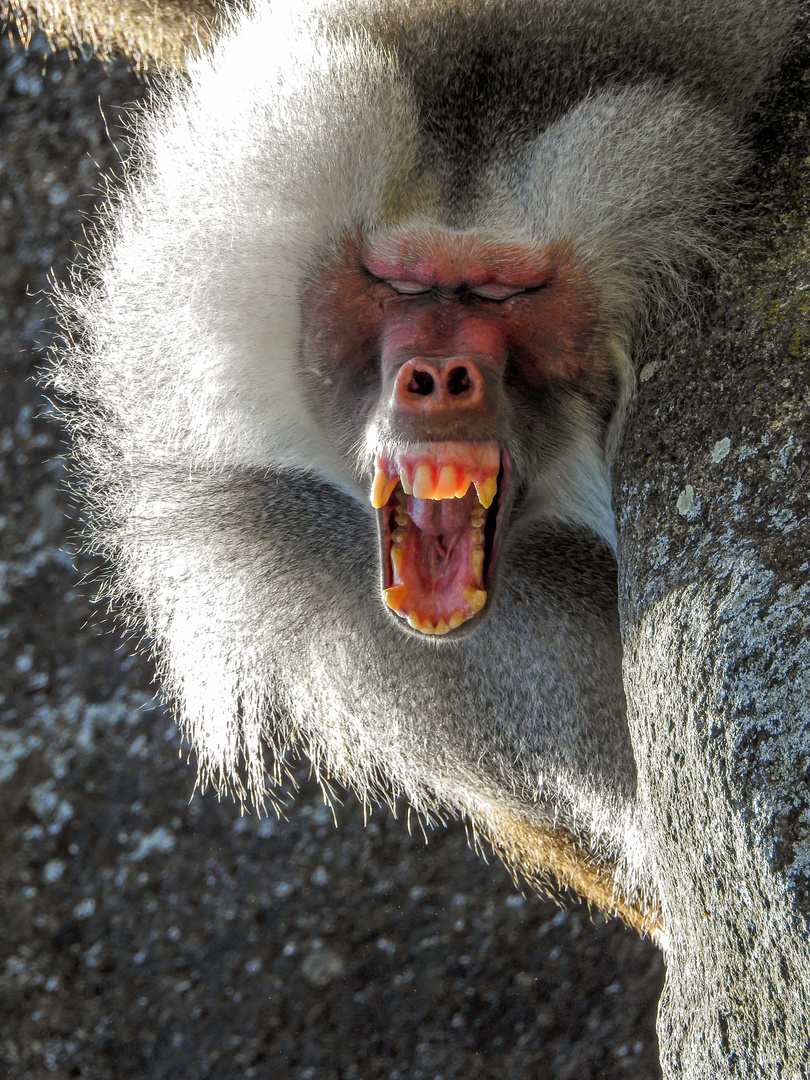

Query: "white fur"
<box><xmin>49</xmin><ymin>0</ymin><xmax>797</xmax><ymax>930</ymax></box>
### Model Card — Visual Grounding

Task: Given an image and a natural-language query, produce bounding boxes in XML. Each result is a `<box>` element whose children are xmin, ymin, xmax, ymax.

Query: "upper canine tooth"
<box><xmin>412</xmin><ymin>463</ymin><xmax>434</xmax><ymax>500</ymax></box>
<box><xmin>474</xmin><ymin>477</ymin><xmax>497</xmax><ymax>509</ymax></box>
<box><xmin>370</xmin><ymin>468</ymin><xmax>398</xmax><ymax>509</ymax></box>
<box><xmin>434</xmin><ymin>465</ymin><xmax>457</xmax><ymax>499</ymax></box>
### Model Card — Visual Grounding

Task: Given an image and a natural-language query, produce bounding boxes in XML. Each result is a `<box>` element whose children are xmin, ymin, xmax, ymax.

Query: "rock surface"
<box><xmin>617</xmin><ymin>55</ymin><xmax>810</xmax><ymax>1079</ymax></box>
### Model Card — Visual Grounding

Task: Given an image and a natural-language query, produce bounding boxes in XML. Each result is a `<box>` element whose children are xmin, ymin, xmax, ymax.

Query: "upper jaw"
<box><xmin>370</xmin><ymin>440</ymin><xmax>511</xmax><ymax>636</ymax></box>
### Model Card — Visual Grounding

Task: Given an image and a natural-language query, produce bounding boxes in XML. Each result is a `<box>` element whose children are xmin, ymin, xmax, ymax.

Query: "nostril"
<box><xmin>446</xmin><ymin>365</ymin><xmax>472</xmax><ymax>396</ymax></box>
<box><xmin>408</xmin><ymin>369</ymin><xmax>436</xmax><ymax>396</ymax></box>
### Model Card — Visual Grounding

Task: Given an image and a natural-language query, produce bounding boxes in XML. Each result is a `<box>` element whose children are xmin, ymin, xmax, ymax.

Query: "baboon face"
<box><xmin>302</xmin><ymin>230</ymin><xmax>609</xmax><ymax>637</ymax></box>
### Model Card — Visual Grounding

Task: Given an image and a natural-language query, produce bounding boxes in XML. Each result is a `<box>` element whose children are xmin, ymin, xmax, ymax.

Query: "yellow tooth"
<box><xmin>399</xmin><ymin>468</ymin><xmax>413</xmax><ymax>495</ymax></box>
<box><xmin>474</xmin><ymin>476</ymin><xmax>497</xmax><ymax>509</ymax></box>
<box><xmin>384</xmin><ymin>584</ymin><xmax>408</xmax><ymax>612</ymax></box>
<box><xmin>469</xmin><ymin>506</ymin><xmax>486</xmax><ymax>528</ymax></box>
<box><xmin>471</xmin><ymin>549</ymin><xmax>485</xmax><ymax>581</ymax></box>
<box><xmin>412</xmin><ymin>463</ymin><xmax>434</xmax><ymax>500</ymax></box>
<box><xmin>434</xmin><ymin>618</ymin><xmax>450</xmax><ymax>636</ymax></box>
<box><xmin>394</xmin><ymin>508</ymin><xmax>409</xmax><ymax>527</ymax></box>
<box><xmin>370</xmin><ymin>469</ymin><xmax>398</xmax><ymax>509</ymax></box>
<box><xmin>470</xmin><ymin>527</ymin><xmax>485</xmax><ymax>549</ymax></box>
<box><xmin>390</xmin><ymin>546</ymin><xmax>405</xmax><ymax>577</ymax></box>
<box><xmin>448</xmin><ymin>610</ymin><xmax>466</xmax><ymax>630</ymax></box>
<box><xmin>434</xmin><ymin>465</ymin><xmax>457</xmax><ymax>499</ymax></box>
<box><xmin>407</xmin><ymin>611</ymin><xmax>425</xmax><ymax>631</ymax></box>
<box><xmin>454</xmin><ymin>473</ymin><xmax>472</xmax><ymax>498</ymax></box>
<box><xmin>391</xmin><ymin>526</ymin><xmax>407</xmax><ymax>546</ymax></box>
<box><xmin>370</xmin><ymin>470</ymin><xmax>386</xmax><ymax>508</ymax></box>
<box><xmin>462</xmin><ymin>587</ymin><xmax>487</xmax><ymax>614</ymax></box>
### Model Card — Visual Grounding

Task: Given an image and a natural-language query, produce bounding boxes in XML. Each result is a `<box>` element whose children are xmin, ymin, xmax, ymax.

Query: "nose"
<box><xmin>393</xmin><ymin>357</ymin><xmax>486</xmax><ymax>414</ymax></box>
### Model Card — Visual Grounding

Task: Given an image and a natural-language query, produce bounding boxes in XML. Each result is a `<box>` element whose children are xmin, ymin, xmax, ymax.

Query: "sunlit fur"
<box><xmin>50</xmin><ymin>0</ymin><xmax>797</xmax><ymax>927</ymax></box>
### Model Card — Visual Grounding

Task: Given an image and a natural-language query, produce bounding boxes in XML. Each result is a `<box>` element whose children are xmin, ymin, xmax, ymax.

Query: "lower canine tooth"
<box><xmin>462</xmin><ymin>587</ymin><xmax>487</xmax><ymax>614</ymax></box>
<box><xmin>474</xmin><ymin>477</ymin><xmax>497</xmax><ymax>509</ymax></box>
<box><xmin>384</xmin><ymin>585</ymin><xmax>408</xmax><ymax>612</ymax></box>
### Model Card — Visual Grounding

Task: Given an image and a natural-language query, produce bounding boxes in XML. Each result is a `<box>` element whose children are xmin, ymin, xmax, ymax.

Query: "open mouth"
<box><xmin>370</xmin><ymin>440</ymin><xmax>510</xmax><ymax>636</ymax></box>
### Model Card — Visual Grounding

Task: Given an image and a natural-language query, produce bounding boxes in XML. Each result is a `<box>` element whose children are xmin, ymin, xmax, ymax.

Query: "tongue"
<box><xmin>407</xmin><ymin>487</ymin><xmax>476</xmax><ymax>535</ymax></box>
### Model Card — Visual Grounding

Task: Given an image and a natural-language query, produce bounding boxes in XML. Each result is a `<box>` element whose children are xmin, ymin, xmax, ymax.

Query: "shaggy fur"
<box><xmin>49</xmin><ymin>0</ymin><xmax>798</xmax><ymax>931</ymax></box>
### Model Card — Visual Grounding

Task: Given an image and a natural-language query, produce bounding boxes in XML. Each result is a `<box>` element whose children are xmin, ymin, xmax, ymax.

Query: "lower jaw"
<box><xmin>383</xmin><ymin>585</ymin><xmax>488</xmax><ymax>636</ymax></box>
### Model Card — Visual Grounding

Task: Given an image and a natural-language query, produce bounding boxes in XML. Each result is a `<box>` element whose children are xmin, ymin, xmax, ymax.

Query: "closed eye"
<box><xmin>383</xmin><ymin>280</ymin><xmax>547</xmax><ymax>300</ymax></box>
<box><xmin>387</xmin><ymin>280</ymin><xmax>433</xmax><ymax>295</ymax></box>
<box><xmin>469</xmin><ymin>284</ymin><xmax>533</xmax><ymax>301</ymax></box>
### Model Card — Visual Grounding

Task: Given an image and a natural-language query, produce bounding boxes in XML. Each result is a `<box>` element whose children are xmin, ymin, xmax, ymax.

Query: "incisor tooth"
<box><xmin>384</xmin><ymin>584</ymin><xmax>408</xmax><ymax>612</ymax></box>
<box><xmin>474</xmin><ymin>476</ymin><xmax>497</xmax><ymax>509</ymax></box>
<box><xmin>448</xmin><ymin>610</ymin><xmax>466</xmax><ymax>630</ymax></box>
<box><xmin>412</xmin><ymin>463</ymin><xmax>434</xmax><ymax>499</ymax></box>
<box><xmin>434</xmin><ymin>618</ymin><xmax>450</xmax><ymax>636</ymax></box>
<box><xmin>399</xmin><ymin>468</ymin><xmax>413</xmax><ymax>495</ymax></box>
<box><xmin>370</xmin><ymin>469</ymin><xmax>398</xmax><ymax>509</ymax></box>
<box><xmin>454</xmin><ymin>474</ymin><xmax>472</xmax><ymax>498</ymax></box>
<box><xmin>434</xmin><ymin>465</ymin><xmax>457</xmax><ymax>499</ymax></box>
<box><xmin>462</xmin><ymin>587</ymin><xmax>487</xmax><ymax>614</ymax></box>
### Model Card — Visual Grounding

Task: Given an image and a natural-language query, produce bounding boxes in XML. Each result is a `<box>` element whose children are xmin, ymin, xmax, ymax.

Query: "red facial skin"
<box><xmin>302</xmin><ymin>231</ymin><xmax>607</xmax><ymax>419</ymax></box>
<box><xmin>300</xmin><ymin>230</ymin><xmax>608</xmax><ymax>633</ymax></box>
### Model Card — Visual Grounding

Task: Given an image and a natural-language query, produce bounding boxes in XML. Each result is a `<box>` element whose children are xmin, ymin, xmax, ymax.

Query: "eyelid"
<box><xmin>380</xmin><ymin>279</ymin><xmax>542</xmax><ymax>299</ymax></box>
<box><xmin>469</xmin><ymin>284</ymin><xmax>528</xmax><ymax>300</ymax></box>
<box><xmin>387</xmin><ymin>280</ymin><xmax>433</xmax><ymax>295</ymax></box>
